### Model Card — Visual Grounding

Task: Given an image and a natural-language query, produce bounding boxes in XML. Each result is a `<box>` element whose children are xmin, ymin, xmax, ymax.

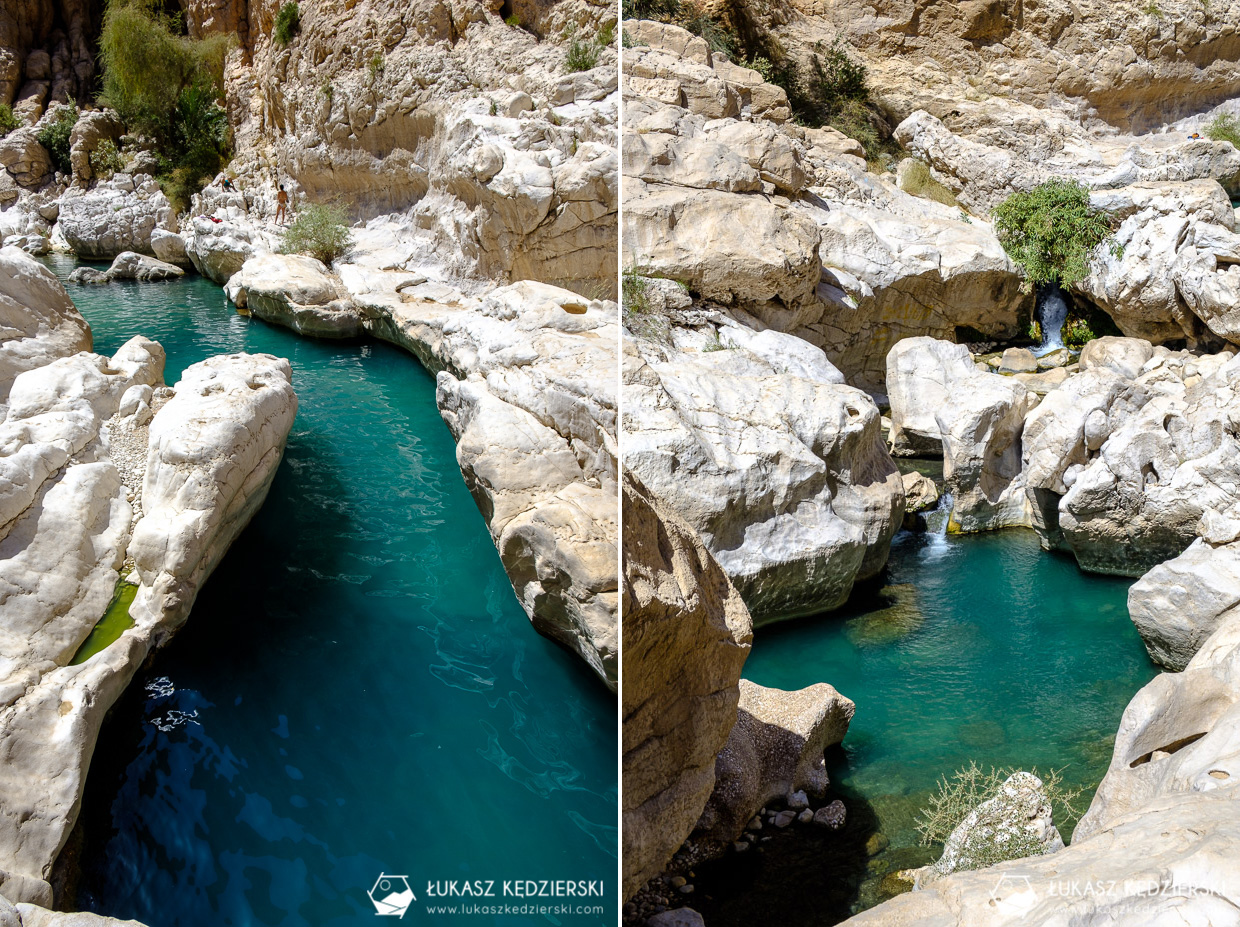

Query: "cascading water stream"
<box><xmin>1035</xmin><ymin>284</ymin><xmax>1069</xmax><ymax>355</ymax></box>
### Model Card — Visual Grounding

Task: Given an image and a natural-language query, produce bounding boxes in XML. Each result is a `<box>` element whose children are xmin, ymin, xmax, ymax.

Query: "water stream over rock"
<box><xmin>43</xmin><ymin>258</ymin><xmax>618</xmax><ymax>925</ymax></box>
<box><xmin>1035</xmin><ymin>284</ymin><xmax>1069</xmax><ymax>355</ymax></box>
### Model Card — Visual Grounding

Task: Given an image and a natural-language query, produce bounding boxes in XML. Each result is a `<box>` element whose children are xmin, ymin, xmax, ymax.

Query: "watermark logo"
<box><xmin>370</xmin><ymin>874</ymin><xmax>416</xmax><ymax>918</ymax></box>
<box><xmin>989</xmin><ymin>873</ymin><xmax>1039</xmax><ymax>915</ymax></box>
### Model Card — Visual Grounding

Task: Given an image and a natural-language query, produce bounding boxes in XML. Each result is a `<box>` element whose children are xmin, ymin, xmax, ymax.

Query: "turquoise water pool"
<box><xmin>690</xmin><ymin>527</ymin><xmax>1157</xmax><ymax>923</ymax></box>
<box><xmin>43</xmin><ymin>258</ymin><xmax>617</xmax><ymax>925</ymax></box>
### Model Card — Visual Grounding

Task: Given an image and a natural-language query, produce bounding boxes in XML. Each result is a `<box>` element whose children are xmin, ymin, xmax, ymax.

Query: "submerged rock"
<box><xmin>106</xmin><ymin>250</ymin><xmax>185</xmax><ymax>282</ymax></box>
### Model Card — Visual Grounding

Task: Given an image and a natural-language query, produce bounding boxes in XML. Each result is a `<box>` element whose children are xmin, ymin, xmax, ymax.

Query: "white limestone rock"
<box><xmin>0</xmin><ymin>246</ymin><xmax>91</xmax><ymax>403</ymax></box>
<box><xmin>624</xmin><ymin>334</ymin><xmax>904</xmax><ymax>623</ymax></box>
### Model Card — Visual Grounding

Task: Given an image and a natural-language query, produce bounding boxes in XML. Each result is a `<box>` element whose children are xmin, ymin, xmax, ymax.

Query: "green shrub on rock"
<box><xmin>993</xmin><ymin>179</ymin><xmax>1119</xmax><ymax>291</ymax></box>
<box><xmin>280</xmin><ymin>203</ymin><xmax>354</xmax><ymax>265</ymax></box>
<box><xmin>99</xmin><ymin>0</ymin><xmax>233</xmax><ymax>209</ymax></box>
<box><xmin>274</xmin><ymin>2</ymin><xmax>300</xmax><ymax>47</ymax></box>
<box><xmin>565</xmin><ymin>27</ymin><xmax>602</xmax><ymax>73</ymax></box>
<box><xmin>0</xmin><ymin>104</ymin><xmax>19</xmax><ymax>137</ymax></box>
<box><xmin>916</xmin><ymin>761</ymin><xmax>1084</xmax><ymax>870</ymax></box>
<box><xmin>1207</xmin><ymin>112</ymin><xmax>1240</xmax><ymax>149</ymax></box>
<box><xmin>37</xmin><ymin>102</ymin><xmax>77</xmax><ymax>175</ymax></box>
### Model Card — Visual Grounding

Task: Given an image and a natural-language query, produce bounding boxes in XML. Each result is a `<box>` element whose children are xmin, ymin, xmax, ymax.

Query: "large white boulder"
<box><xmin>1129</xmin><ymin>539</ymin><xmax>1240</xmax><ymax>671</ymax></box>
<box><xmin>624</xmin><ymin>334</ymin><xmax>904</xmax><ymax>622</ymax></box>
<box><xmin>0</xmin><ymin>246</ymin><xmax>92</xmax><ymax>403</ymax></box>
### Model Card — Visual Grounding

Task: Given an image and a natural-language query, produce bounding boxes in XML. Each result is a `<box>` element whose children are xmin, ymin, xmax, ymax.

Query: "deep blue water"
<box><xmin>690</xmin><ymin>527</ymin><xmax>1158</xmax><ymax>923</ymax></box>
<box><xmin>44</xmin><ymin>257</ymin><xmax>617</xmax><ymax>926</ymax></box>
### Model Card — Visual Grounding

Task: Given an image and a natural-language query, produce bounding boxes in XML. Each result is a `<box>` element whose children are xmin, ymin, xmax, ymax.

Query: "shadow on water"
<box><xmin>688</xmin><ymin>762</ymin><xmax>929</xmax><ymax>926</ymax></box>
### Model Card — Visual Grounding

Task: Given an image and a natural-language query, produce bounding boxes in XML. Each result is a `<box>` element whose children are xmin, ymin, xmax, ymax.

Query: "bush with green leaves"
<box><xmin>917</xmin><ymin>761</ymin><xmax>1084</xmax><ymax>871</ymax></box>
<box><xmin>1207</xmin><ymin>112</ymin><xmax>1240</xmax><ymax>149</ymax></box>
<box><xmin>37</xmin><ymin>102</ymin><xmax>78</xmax><ymax>175</ymax></box>
<box><xmin>565</xmin><ymin>27</ymin><xmax>602</xmax><ymax>72</ymax></box>
<box><xmin>621</xmin><ymin>0</ymin><xmax>681</xmax><ymax>19</ymax></box>
<box><xmin>993</xmin><ymin>179</ymin><xmax>1119</xmax><ymax>291</ymax></box>
<box><xmin>280</xmin><ymin>203</ymin><xmax>354</xmax><ymax>265</ymax></box>
<box><xmin>89</xmin><ymin>138</ymin><xmax>125</xmax><ymax>178</ymax></box>
<box><xmin>274</xmin><ymin>2</ymin><xmax>300</xmax><ymax>47</ymax></box>
<box><xmin>99</xmin><ymin>0</ymin><xmax>233</xmax><ymax>208</ymax></box>
<box><xmin>0</xmin><ymin>104</ymin><xmax>19</xmax><ymax>137</ymax></box>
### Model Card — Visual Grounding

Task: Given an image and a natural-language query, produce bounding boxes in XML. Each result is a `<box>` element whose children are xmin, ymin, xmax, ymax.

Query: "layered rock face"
<box><xmin>623</xmin><ymin>325</ymin><xmax>904</xmax><ymax>623</ymax></box>
<box><xmin>621</xmin><ymin>21</ymin><xmax>1029</xmax><ymax>393</ymax></box>
<box><xmin>724</xmin><ymin>0</ymin><xmax>1240</xmax><ymax>133</ymax></box>
<box><xmin>0</xmin><ymin>253</ymin><xmax>296</xmax><ymax>908</ymax></box>
<box><xmin>0</xmin><ymin>0</ymin><xmax>101</xmax><ymax>115</ymax></box>
<box><xmin>621</xmin><ymin>475</ymin><xmax>752</xmax><ymax>901</ymax></box>
<box><xmin>191</xmin><ymin>0</ymin><xmax>618</xmax><ymax>297</ymax></box>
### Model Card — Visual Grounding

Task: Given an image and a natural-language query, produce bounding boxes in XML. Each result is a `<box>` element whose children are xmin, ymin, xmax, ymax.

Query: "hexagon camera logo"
<box><xmin>989</xmin><ymin>872</ymin><xmax>1039</xmax><ymax>915</ymax></box>
<box><xmin>369</xmin><ymin>873</ymin><xmax>416</xmax><ymax>918</ymax></box>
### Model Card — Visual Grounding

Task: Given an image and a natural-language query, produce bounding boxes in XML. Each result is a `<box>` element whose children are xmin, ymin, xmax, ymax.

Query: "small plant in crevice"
<box><xmin>37</xmin><ymin>101</ymin><xmax>77</xmax><ymax>175</ymax></box>
<box><xmin>564</xmin><ymin>25</ymin><xmax>602</xmax><ymax>73</ymax></box>
<box><xmin>274</xmin><ymin>2</ymin><xmax>300</xmax><ymax>46</ymax></box>
<box><xmin>1142</xmin><ymin>1</ymin><xmax>1163</xmax><ymax>17</ymax></box>
<box><xmin>622</xmin><ymin>263</ymin><xmax>671</xmax><ymax>343</ymax></box>
<box><xmin>0</xmin><ymin>104</ymin><xmax>19</xmax><ymax>137</ymax></box>
<box><xmin>505</xmin><ymin>13</ymin><xmax>521</xmax><ymax>27</ymax></box>
<box><xmin>368</xmin><ymin>53</ymin><xmax>386</xmax><ymax>83</ymax></box>
<box><xmin>280</xmin><ymin>202</ymin><xmax>354</xmax><ymax>265</ymax></box>
<box><xmin>702</xmin><ymin>332</ymin><xmax>731</xmax><ymax>352</ymax></box>
<box><xmin>89</xmin><ymin>138</ymin><xmax>125</xmax><ymax>178</ymax></box>
<box><xmin>993</xmin><ymin>179</ymin><xmax>1121</xmax><ymax>292</ymax></box>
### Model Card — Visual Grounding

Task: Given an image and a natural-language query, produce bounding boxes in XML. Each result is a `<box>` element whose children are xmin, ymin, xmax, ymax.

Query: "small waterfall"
<box><xmin>921</xmin><ymin>491</ymin><xmax>953</xmax><ymax>534</ymax></box>
<box><xmin>1035</xmin><ymin>284</ymin><xmax>1069</xmax><ymax>355</ymax></box>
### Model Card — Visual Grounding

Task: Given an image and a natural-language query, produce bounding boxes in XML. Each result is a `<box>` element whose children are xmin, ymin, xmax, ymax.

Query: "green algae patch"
<box><xmin>70</xmin><ymin>581</ymin><xmax>137</xmax><ymax>665</ymax></box>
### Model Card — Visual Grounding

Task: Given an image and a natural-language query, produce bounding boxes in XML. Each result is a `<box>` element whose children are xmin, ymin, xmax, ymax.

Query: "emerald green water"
<box><xmin>691</xmin><ymin>527</ymin><xmax>1157</xmax><ymax>924</ymax></box>
<box><xmin>70</xmin><ymin>581</ymin><xmax>137</xmax><ymax>665</ymax></box>
<box><xmin>42</xmin><ymin>257</ymin><xmax>617</xmax><ymax>925</ymax></box>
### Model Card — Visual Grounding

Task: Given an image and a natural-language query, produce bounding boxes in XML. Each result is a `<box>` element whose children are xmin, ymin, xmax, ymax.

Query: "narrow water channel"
<box><xmin>42</xmin><ymin>258</ymin><xmax>617</xmax><ymax>926</ymax></box>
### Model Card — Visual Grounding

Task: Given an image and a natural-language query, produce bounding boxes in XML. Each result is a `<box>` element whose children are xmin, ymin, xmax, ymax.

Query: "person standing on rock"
<box><xmin>276</xmin><ymin>184</ymin><xmax>290</xmax><ymax>225</ymax></box>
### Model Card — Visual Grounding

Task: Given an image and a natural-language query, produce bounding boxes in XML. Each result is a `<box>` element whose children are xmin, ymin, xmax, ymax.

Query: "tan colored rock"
<box><xmin>227</xmin><ymin>252</ymin><xmax>363</xmax><ymax>338</ymax></box>
<box><xmin>695</xmin><ymin>679</ymin><xmax>854</xmax><ymax>850</ymax></box>
<box><xmin>621</xmin><ymin>474</ymin><xmax>752</xmax><ymax>901</ymax></box>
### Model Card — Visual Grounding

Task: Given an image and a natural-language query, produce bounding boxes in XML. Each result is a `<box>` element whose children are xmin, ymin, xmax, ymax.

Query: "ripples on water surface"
<box><xmin>42</xmin><ymin>257</ymin><xmax>617</xmax><ymax>926</ymax></box>
<box><xmin>693</xmin><ymin>527</ymin><xmax>1158</xmax><ymax>925</ymax></box>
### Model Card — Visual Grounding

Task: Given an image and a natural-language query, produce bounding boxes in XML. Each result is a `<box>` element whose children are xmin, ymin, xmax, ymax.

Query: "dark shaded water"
<box><xmin>43</xmin><ymin>257</ymin><xmax>617</xmax><ymax>926</ymax></box>
<box><xmin>691</xmin><ymin>528</ymin><xmax>1157</xmax><ymax>923</ymax></box>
